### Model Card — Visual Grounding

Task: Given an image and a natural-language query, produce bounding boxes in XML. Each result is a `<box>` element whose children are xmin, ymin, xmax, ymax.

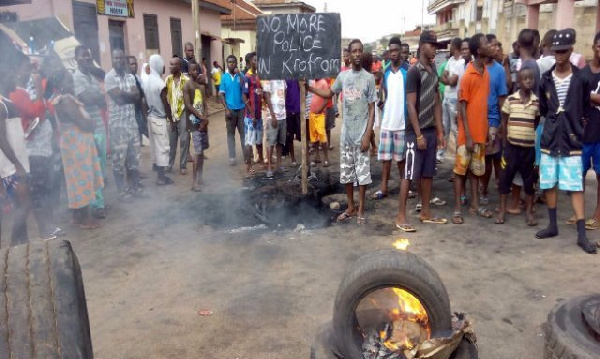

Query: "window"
<box><xmin>144</xmin><ymin>14</ymin><xmax>160</xmax><ymax>51</ymax></box>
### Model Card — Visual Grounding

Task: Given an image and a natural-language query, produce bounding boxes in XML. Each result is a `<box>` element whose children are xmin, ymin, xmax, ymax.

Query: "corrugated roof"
<box><xmin>211</xmin><ymin>0</ymin><xmax>263</xmax><ymax>21</ymax></box>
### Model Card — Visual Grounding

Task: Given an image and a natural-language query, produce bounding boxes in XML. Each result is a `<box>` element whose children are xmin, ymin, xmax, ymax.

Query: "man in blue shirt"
<box><xmin>219</xmin><ymin>55</ymin><xmax>246</xmax><ymax>165</ymax></box>
<box><xmin>480</xmin><ymin>34</ymin><xmax>508</xmax><ymax>205</ymax></box>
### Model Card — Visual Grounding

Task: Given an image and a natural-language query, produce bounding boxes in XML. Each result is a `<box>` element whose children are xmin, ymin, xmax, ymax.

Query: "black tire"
<box><xmin>542</xmin><ymin>294</ymin><xmax>600</xmax><ymax>359</ymax></box>
<box><xmin>0</xmin><ymin>240</ymin><xmax>93</xmax><ymax>358</ymax></box>
<box><xmin>332</xmin><ymin>250</ymin><xmax>452</xmax><ymax>359</ymax></box>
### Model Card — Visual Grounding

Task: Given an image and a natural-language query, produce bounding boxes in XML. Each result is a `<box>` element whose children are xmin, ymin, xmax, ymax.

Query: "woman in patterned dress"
<box><xmin>52</xmin><ymin>70</ymin><xmax>104</xmax><ymax>229</ymax></box>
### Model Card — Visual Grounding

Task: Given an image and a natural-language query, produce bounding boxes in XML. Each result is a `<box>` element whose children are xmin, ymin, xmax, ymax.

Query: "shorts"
<box><xmin>378</xmin><ymin>130</ymin><xmax>405</xmax><ymax>162</ymax></box>
<box><xmin>498</xmin><ymin>143</ymin><xmax>536</xmax><ymax>195</ymax></box>
<box><xmin>325</xmin><ymin>107</ymin><xmax>336</xmax><ymax>131</ymax></box>
<box><xmin>244</xmin><ymin>117</ymin><xmax>263</xmax><ymax>146</ymax></box>
<box><xmin>485</xmin><ymin>126</ymin><xmax>502</xmax><ymax>157</ymax></box>
<box><xmin>582</xmin><ymin>142</ymin><xmax>600</xmax><ymax>174</ymax></box>
<box><xmin>404</xmin><ymin>129</ymin><xmax>437</xmax><ymax>181</ymax></box>
<box><xmin>340</xmin><ymin>145</ymin><xmax>372</xmax><ymax>186</ymax></box>
<box><xmin>309</xmin><ymin>113</ymin><xmax>327</xmax><ymax>143</ymax></box>
<box><xmin>539</xmin><ymin>153</ymin><xmax>583</xmax><ymax>192</ymax></box>
<box><xmin>192</xmin><ymin>130</ymin><xmax>209</xmax><ymax>155</ymax></box>
<box><xmin>266</xmin><ymin>120</ymin><xmax>287</xmax><ymax>146</ymax></box>
<box><xmin>453</xmin><ymin>143</ymin><xmax>486</xmax><ymax>176</ymax></box>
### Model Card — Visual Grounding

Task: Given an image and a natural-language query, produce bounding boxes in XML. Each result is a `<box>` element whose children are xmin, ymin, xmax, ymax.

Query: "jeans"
<box><xmin>226</xmin><ymin>109</ymin><xmax>246</xmax><ymax>162</ymax></box>
<box><xmin>438</xmin><ymin>97</ymin><xmax>457</xmax><ymax>158</ymax></box>
<box><xmin>91</xmin><ymin>132</ymin><xmax>106</xmax><ymax>209</ymax></box>
<box><xmin>168</xmin><ymin>118</ymin><xmax>190</xmax><ymax>170</ymax></box>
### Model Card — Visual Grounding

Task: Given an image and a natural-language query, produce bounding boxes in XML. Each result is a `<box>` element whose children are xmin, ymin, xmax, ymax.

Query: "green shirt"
<box><xmin>437</xmin><ymin>59</ymin><xmax>448</xmax><ymax>101</ymax></box>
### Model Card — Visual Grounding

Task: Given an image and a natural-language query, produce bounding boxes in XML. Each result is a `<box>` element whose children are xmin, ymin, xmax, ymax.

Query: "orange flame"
<box><xmin>392</xmin><ymin>239</ymin><xmax>410</xmax><ymax>251</ymax></box>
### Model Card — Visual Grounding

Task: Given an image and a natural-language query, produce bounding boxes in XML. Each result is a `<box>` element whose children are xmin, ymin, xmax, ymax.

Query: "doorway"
<box><xmin>108</xmin><ymin>20</ymin><xmax>125</xmax><ymax>54</ymax></box>
<box><xmin>72</xmin><ymin>1</ymin><xmax>100</xmax><ymax>62</ymax></box>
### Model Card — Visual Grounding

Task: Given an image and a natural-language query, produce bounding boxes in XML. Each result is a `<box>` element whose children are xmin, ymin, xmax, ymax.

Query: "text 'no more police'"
<box><xmin>256</xmin><ymin>13</ymin><xmax>342</xmax><ymax>80</ymax></box>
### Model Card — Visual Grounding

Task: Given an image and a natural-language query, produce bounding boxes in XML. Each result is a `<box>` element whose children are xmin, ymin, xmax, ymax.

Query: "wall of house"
<box><xmin>6</xmin><ymin>0</ymin><xmax>224</xmax><ymax>70</ymax></box>
<box><xmin>221</xmin><ymin>27</ymin><xmax>256</xmax><ymax>60</ymax></box>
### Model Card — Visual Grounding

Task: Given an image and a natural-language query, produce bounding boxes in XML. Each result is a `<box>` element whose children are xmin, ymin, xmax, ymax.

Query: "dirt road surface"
<box><xmin>2</xmin><ymin>110</ymin><xmax>597</xmax><ymax>359</ymax></box>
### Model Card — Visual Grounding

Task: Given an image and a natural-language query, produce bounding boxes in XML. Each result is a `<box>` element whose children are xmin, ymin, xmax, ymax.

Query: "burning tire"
<box><xmin>542</xmin><ymin>294</ymin><xmax>600</xmax><ymax>359</ymax></box>
<box><xmin>0</xmin><ymin>240</ymin><xmax>93</xmax><ymax>358</ymax></box>
<box><xmin>332</xmin><ymin>250</ymin><xmax>452</xmax><ymax>358</ymax></box>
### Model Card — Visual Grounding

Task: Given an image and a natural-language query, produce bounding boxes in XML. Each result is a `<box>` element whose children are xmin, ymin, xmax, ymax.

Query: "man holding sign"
<box><xmin>308</xmin><ymin>39</ymin><xmax>377</xmax><ymax>225</ymax></box>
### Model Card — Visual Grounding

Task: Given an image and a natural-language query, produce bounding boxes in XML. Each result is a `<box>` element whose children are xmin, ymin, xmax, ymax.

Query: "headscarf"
<box><xmin>140</xmin><ymin>62</ymin><xmax>150</xmax><ymax>87</ymax></box>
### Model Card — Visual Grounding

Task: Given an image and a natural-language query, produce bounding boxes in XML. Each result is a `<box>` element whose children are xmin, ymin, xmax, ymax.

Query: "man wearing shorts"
<box><xmin>308</xmin><ymin>39</ymin><xmax>376</xmax><ymax>225</ymax></box>
<box><xmin>372</xmin><ymin>37</ymin><xmax>407</xmax><ymax>201</ymax></box>
<box><xmin>535</xmin><ymin>29</ymin><xmax>596</xmax><ymax>254</ymax></box>
<box><xmin>395</xmin><ymin>31</ymin><xmax>446</xmax><ymax>232</ymax></box>
<box><xmin>309</xmin><ymin>78</ymin><xmax>331</xmax><ymax>167</ymax></box>
<box><xmin>452</xmin><ymin>34</ymin><xmax>493</xmax><ymax>224</ymax></box>
<box><xmin>262</xmin><ymin>79</ymin><xmax>287</xmax><ymax>178</ymax></box>
<box><xmin>242</xmin><ymin>52</ymin><xmax>265</xmax><ymax>176</ymax></box>
<box><xmin>184</xmin><ymin>63</ymin><xmax>209</xmax><ymax>191</ymax></box>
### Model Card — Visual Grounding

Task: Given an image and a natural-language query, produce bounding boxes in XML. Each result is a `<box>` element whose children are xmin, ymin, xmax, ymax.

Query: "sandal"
<box><xmin>323</xmin><ymin>161</ymin><xmax>330</xmax><ymax>168</ymax></box>
<box><xmin>430</xmin><ymin>197</ymin><xmax>447</xmax><ymax>206</ymax></box>
<box><xmin>415</xmin><ymin>203</ymin><xmax>422</xmax><ymax>212</ymax></box>
<box><xmin>451</xmin><ymin>211</ymin><xmax>464</xmax><ymax>224</ymax></box>
<box><xmin>357</xmin><ymin>216</ymin><xmax>366</xmax><ymax>225</ymax></box>
<box><xmin>396</xmin><ymin>223</ymin><xmax>417</xmax><ymax>232</ymax></box>
<box><xmin>408</xmin><ymin>190</ymin><xmax>417</xmax><ymax>199</ymax></box>
<box><xmin>495</xmin><ymin>216</ymin><xmax>505</xmax><ymax>224</ymax></box>
<box><xmin>470</xmin><ymin>207</ymin><xmax>493</xmax><ymax>218</ymax></box>
<box><xmin>586</xmin><ymin>218</ymin><xmax>600</xmax><ymax>230</ymax></box>
<box><xmin>565</xmin><ymin>215</ymin><xmax>576</xmax><ymax>225</ymax></box>
<box><xmin>337</xmin><ymin>210</ymin><xmax>356</xmax><ymax>222</ymax></box>
<box><xmin>420</xmin><ymin>216</ymin><xmax>448</xmax><ymax>224</ymax></box>
<box><xmin>479</xmin><ymin>196</ymin><xmax>490</xmax><ymax>206</ymax></box>
<box><xmin>526</xmin><ymin>217</ymin><xmax>538</xmax><ymax>226</ymax></box>
<box><xmin>371</xmin><ymin>190</ymin><xmax>388</xmax><ymax>200</ymax></box>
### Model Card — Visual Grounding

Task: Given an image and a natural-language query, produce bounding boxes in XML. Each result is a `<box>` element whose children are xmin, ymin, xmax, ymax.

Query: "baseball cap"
<box><xmin>550</xmin><ymin>29</ymin><xmax>576</xmax><ymax>51</ymax></box>
<box><xmin>420</xmin><ymin>30</ymin><xmax>440</xmax><ymax>47</ymax></box>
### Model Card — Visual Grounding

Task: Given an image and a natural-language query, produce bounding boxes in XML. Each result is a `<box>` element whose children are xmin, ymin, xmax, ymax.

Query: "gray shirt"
<box><xmin>105</xmin><ymin>68</ymin><xmax>137</xmax><ymax>130</ymax></box>
<box><xmin>406</xmin><ymin>61</ymin><xmax>438</xmax><ymax>131</ymax></box>
<box><xmin>73</xmin><ymin>68</ymin><xmax>105</xmax><ymax>134</ymax></box>
<box><xmin>331</xmin><ymin>68</ymin><xmax>377</xmax><ymax>146</ymax></box>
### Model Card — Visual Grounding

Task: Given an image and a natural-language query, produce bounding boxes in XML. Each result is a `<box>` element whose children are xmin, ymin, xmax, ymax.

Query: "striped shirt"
<box><xmin>553</xmin><ymin>72</ymin><xmax>572</xmax><ymax>109</ymax></box>
<box><xmin>502</xmin><ymin>91</ymin><xmax>540</xmax><ymax>147</ymax></box>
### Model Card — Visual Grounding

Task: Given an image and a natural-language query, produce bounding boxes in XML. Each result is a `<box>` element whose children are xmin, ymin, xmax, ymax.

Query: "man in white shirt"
<box><xmin>438</xmin><ymin>37</ymin><xmax>463</xmax><ymax>162</ymax></box>
<box><xmin>372</xmin><ymin>37</ymin><xmax>408</xmax><ymax>200</ymax></box>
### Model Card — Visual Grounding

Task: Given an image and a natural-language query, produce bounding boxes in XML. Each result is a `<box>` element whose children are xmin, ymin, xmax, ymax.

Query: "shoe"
<box><xmin>180</xmin><ymin>168</ymin><xmax>188</xmax><ymax>175</ymax></box>
<box><xmin>118</xmin><ymin>190</ymin><xmax>133</xmax><ymax>202</ymax></box>
<box><xmin>229</xmin><ymin>158</ymin><xmax>236</xmax><ymax>166</ymax></box>
<box><xmin>93</xmin><ymin>208</ymin><xmax>106</xmax><ymax>219</ymax></box>
<box><xmin>50</xmin><ymin>227</ymin><xmax>64</xmax><ymax>238</ymax></box>
<box><xmin>266</xmin><ymin>171</ymin><xmax>274</xmax><ymax>178</ymax></box>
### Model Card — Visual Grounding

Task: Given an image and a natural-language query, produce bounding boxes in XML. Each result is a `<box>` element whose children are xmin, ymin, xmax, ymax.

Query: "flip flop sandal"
<box><xmin>337</xmin><ymin>211</ymin><xmax>356</xmax><ymax>222</ymax></box>
<box><xmin>480</xmin><ymin>196</ymin><xmax>490</xmax><ymax>206</ymax></box>
<box><xmin>357</xmin><ymin>216</ymin><xmax>367</xmax><ymax>225</ymax></box>
<box><xmin>323</xmin><ymin>161</ymin><xmax>330</xmax><ymax>168</ymax></box>
<box><xmin>451</xmin><ymin>211</ymin><xmax>464</xmax><ymax>224</ymax></box>
<box><xmin>494</xmin><ymin>217</ymin><xmax>505</xmax><ymax>224</ymax></box>
<box><xmin>415</xmin><ymin>203</ymin><xmax>422</xmax><ymax>212</ymax></box>
<box><xmin>470</xmin><ymin>207</ymin><xmax>493</xmax><ymax>218</ymax></box>
<box><xmin>585</xmin><ymin>218</ymin><xmax>600</xmax><ymax>230</ymax></box>
<box><xmin>371</xmin><ymin>190</ymin><xmax>388</xmax><ymax>200</ymax></box>
<box><xmin>396</xmin><ymin>223</ymin><xmax>417</xmax><ymax>232</ymax></box>
<box><xmin>526</xmin><ymin>218</ymin><xmax>538</xmax><ymax>226</ymax></box>
<box><xmin>408</xmin><ymin>190</ymin><xmax>417</xmax><ymax>199</ymax></box>
<box><xmin>430</xmin><ymin>197</ymin><xmax>447</xmax><ymax>206</ymax></box>
<box><xmin>565</xmin><ymin>215</ymin><xmax>576</xmax><ymax>225</ymax></box>
<box><xmin>420</xmin><ymin>216</ymin><xmax>448</xmax><ymax>224</ymax></box>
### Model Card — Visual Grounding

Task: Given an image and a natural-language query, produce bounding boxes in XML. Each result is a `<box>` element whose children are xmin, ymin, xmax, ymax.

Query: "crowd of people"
<box><xmin>0</xmin><ymin>26</ymin><xmax>599</xmax><ymax>255</ymax></box>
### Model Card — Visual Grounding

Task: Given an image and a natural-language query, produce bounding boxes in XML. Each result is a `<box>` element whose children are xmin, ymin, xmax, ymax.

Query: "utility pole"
<box><xmin>192</xmin><ymin>0</ymin><xmax>202</xmax><ymax>62</ymax></box>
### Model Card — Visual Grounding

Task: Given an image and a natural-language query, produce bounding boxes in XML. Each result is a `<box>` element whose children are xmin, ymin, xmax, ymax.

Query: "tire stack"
<box><xmin>0</xmin><ymin>240</ymin><xmax>93</xmax><ymax>358</ymax></box>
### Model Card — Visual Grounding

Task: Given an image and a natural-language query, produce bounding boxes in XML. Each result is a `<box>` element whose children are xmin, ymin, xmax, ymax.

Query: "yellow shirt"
<box><xmin>211</xmin><ymin>68</ymin><xmax>222</xmax><ymax>86</ymax></box>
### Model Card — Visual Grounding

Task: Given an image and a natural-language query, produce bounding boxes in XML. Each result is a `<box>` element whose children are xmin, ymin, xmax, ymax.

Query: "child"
<box><xmin>183</xmin><ymin>63</ymin><xmax>209</xmax><ymax>191</ymax></box>
<box><xmin>309</xmin><ymin>78</ymin><xmax>331</xmax><ymax>167</ymax></box>
<box><xmin>496</xmin><ymin>68</ymin><xmax>539</xmax><ymax>225</ymax></box>
<box><xmin>262</xmin><ymin>79</ymin><xmax>287</xmax><ymax>177</ymax></box>
<box><xmin>535</xmin><ymin>29</ymin><xmax>596</xmax><ymax>254</ymax></box>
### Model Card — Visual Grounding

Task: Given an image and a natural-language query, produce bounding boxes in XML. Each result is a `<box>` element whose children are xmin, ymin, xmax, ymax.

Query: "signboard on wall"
<box><xmin>96</xmin><ymin>0</ymin><xmax>135</xmax><ymax>18</ymax></box>
<box><xmin>256</xmin><ymin>13</ymin><xmax>341</xmax><ymax>80</ymax></box>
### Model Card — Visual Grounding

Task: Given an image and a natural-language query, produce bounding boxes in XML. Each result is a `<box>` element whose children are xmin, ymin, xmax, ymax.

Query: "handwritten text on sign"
<box><xmin>256</xmin><ymin>13</ymin><xmax>341</xmax><ymax>80</ymax></box>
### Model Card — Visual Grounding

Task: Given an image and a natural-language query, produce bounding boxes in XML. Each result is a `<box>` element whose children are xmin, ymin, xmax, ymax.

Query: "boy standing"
<box><xmin>452</xmin><ymin>34</ymin><xmax>493</xmax><ymax>224</ymax></box>
<box><xmin>184</xmin><ymin>63</ymin><xmax>209</xmax><ymax>191</ymax></box>
<box><xmin>308</xmin><ymin>39</ymin><xmax>377</xmax><ymax>225</ymax></box>
<box><xmin>219</xmin><ymin>55</ymin><xmax>246</xmax><ymax>166</ymax></box>
<box><xmin>536</xmin><ymin>29</ymin><xmax>595</xmax><ymax>254</ymax></box>
<box><xmin>496</xmin><ymin>68</ymin><xmax>539</xmax><ymax>225</ymax></box>
<box><xmin>262</xmin><ymin>79</ymin><xmax>287</xmax><ymax>177</ymax></box>
<box><xmin>242</xmin><ymin>52</ymin><xmax>265</xmax><ymax>176</ymax></box>
<box><xmin>395</xmin><ymin>31</ymin><xmax>446</xmax><ymax>232</ymax></box>
<box><xmin>309</xmin><ymin>78</ymin><xmax>331</xmax><ymax>167</ymax></box>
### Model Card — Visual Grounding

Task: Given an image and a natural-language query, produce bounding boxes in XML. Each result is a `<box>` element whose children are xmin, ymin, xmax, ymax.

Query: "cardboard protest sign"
<box><xmin>256</xmin><ymin>13</ymin><xmax>341</xmax><ymax>80</ymax></box>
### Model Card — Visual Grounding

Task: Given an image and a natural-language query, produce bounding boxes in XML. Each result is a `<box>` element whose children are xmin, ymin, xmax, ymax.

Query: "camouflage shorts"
<box><xmin>340</xmin><ymin>145</ymin><xmax>372</xmax><ymax>186</ymax></box>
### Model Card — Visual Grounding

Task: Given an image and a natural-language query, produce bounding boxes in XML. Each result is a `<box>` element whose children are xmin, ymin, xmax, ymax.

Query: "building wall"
<box><xmin>221</xmin><ymin>27</ymin><xmax>256</xmax><ymax>60</ymax></box>
<box><xmin>7</xmin><ymin>0</ymin><xmax>224</xmax><ymax>70</ymax></box>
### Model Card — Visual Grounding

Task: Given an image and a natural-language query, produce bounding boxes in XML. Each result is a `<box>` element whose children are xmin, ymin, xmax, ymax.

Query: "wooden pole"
<box><xmin>192</xmin><ymin>0</ymin><xmax>202</xmax><ymax>62</ymax></box>
<box><xmin>300</xmin><ymin>80</ymin><xmax>308</xmax><ymax>194</ymax></box>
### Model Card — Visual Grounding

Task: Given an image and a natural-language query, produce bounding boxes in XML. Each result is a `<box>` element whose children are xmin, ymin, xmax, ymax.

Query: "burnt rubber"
<box><xmin>0</xmin><ymin>240</ymin><xmax>93</xmax><ymax>358</ymax></box>
<box><xmin>332</xmin><ymin>250</ymin><xmax>453</xmax><ymax>359</ymax></box>
<box><xmin>542</xmin><ymin>294</ymin><xmax>600</xmax><ymax>359</ymax></box>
